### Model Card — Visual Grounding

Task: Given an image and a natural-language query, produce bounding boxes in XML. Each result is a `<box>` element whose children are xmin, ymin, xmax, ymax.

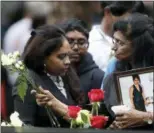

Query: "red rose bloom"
<box><xmin>88</xmin><ymin>89</ymin><xmax>104</xmax><ymax>102</ymax></box>
<box><xmin>90</xmin><ymin>116</ymin><xmax>108</xmax><ymax>129</ymax></box>
<box><xmin>68</xmin><ymin>106</ymin><xmax>81</xmax><ymax>119</ymax></box>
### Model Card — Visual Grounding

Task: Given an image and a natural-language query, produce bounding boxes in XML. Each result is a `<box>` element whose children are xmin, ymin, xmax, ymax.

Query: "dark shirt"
<box><xmin>77</xmin><ymin>52</ymin><xmax>104</xmax><ymax>95</ymax></box>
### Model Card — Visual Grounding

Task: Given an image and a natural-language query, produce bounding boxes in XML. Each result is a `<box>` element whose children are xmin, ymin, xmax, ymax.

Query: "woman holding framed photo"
<box><xmin>103</xmin><ymin>13</ymin><xmax>154</xmax><ymax>129</ymax></box>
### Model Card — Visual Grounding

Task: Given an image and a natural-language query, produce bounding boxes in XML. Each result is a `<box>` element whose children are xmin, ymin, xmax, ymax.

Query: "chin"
<box><xmin>59</xmin><ymin>71</ymin><xmax>67</xmax><ymax>76</ymax></box>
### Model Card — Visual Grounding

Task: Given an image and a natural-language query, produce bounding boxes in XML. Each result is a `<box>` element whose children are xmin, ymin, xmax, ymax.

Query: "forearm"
<box><xmin>48</xmin><ymin>98</ymin><xmax>70</xmax><ymax>121</ymax></box>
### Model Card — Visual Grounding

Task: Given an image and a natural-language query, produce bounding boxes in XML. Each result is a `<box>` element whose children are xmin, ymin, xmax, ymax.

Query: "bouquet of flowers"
<box><xmin>67</xmin><ymin>89</ymin><xmax>108</xmax><ymax>129</ymax></box>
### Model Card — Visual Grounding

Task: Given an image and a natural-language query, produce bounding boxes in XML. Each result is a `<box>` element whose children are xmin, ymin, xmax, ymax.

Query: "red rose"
<box><xmin>88</xmin><ymin>89</ymin><xmax>104</xmax><ymax>102</ymax></box>
<box><xmin>68</xmin><ymin>106</ymin><xmax>81</xmax><ymax>119</ymax></box>
<box><xmin>90</xmin><ymin>116</ymin><xmax>108</xmax><ymax>129</ymax></box>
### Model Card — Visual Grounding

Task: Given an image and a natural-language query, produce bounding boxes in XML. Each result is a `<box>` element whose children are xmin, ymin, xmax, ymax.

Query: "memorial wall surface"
<box><xmin>1</xmin><ymin>127</ymin><xmax>153</xmax><ymax>133</ymax></box>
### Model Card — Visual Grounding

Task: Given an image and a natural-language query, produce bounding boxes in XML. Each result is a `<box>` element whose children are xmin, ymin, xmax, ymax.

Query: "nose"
<box><xmin>112</xmin><ymin>45</ymin><xmax>117</xmax><ymax>51</ymax></box>
<box><xmin>64</xmin><ymin>56</ymin><xmax>71</xmax><ymax>65</ymax></box>
<box><xmin>72</xmin><ymin>44</ymin><xmax>79</xmax><ymax>52</ymax></box>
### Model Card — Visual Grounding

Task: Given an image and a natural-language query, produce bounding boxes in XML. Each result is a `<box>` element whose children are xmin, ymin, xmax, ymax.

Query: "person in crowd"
<box><xmin>3</xmin><ymin>1</ymin><xmax>51</xmax><ymax>54</ymax></box>
<box><xmin>103</xmin><ymin>13</ymin><xmax>154</xmax><ymax>129</ymax></box>
<box><xmin>88</xmin><ymin>1</ymin><xmax>145</xmax><ymax>71</ymax></box>
<box><xmin>129</xmin><ymin>74</ymin><xmax>147</xmax><ymax>112</ymax></box>
<box><xmin>59</xmin><ymin>18</ymin><xmax>104</xmax><ymax>100</ymax></box>
<box><xmin>13</xmin><ymin>25</ymin><xmax>86</xmax><ymax>127</ymax></box>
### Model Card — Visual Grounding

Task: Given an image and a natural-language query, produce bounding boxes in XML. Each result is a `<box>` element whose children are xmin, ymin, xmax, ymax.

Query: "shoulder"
<box><xmin>104</xmin><ymin>57</ymin><xmax>118</xmax><ymax>79</ymax></box>
<box><xmin>129</xmin><ymin>86</ymin><xmax>134</xmax><ymax>91</ymax></box>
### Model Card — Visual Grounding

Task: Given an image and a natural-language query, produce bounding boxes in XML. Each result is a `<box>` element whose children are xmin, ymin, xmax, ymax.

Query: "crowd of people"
<box><xmin>1</xmin><ymin>1</ymin><xmax>154</xmax><ymax>130</ymax></box>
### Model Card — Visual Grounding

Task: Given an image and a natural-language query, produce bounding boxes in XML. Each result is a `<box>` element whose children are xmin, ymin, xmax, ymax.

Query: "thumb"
<box><xmin>38</xmin><ymin>86</ymin><xmax>45</xmax><ymax>94</ymax></box>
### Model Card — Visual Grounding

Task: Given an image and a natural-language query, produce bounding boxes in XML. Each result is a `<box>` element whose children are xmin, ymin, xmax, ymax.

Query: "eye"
<box><xmin>67</xmin><ymin>38</ymin><xmax>74</xmax><ymax>45</ymax></box>
<box><xmin>58</xmin><ymin>54</ymin><xmax>67</xmax><ymax>60</ymax></box>
<box><xmin>78</xmin><ymin>39</ymin><xmax>86</xmax><ymax>45</ymax></box>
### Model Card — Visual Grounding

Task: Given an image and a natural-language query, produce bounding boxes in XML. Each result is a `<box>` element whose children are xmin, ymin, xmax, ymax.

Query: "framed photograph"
<box><xmin>114</xmin><ymin>66</ymin><xmax>154</xmax><ymax>112</ymax></box>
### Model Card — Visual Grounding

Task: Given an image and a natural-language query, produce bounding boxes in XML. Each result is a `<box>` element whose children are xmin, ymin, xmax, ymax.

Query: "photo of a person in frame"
<box><xmin>129</xmin><ymin>74</ymin><xmax>148</xmax><ymax>112</ymax></box>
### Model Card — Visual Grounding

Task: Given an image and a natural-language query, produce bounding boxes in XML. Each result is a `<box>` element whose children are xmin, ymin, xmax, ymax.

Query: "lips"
<box><xmin>70</xmin><ymin>52</ymin><xmax>80</xmax><ymax>62</ymax></box>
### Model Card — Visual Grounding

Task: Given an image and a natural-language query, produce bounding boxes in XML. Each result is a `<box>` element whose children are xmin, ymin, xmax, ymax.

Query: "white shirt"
<box><xmin>3</xmin><ymin>18</ymin><xmax>32</xmax><ymax>54</ymax></box>
<box><xmin>46</xmin><ymin>73</ymin><xmax>68</xmax><ymax>98</ymax></box>
<box><xmin>88</xmin><ymin>25</ymin><xmax>114</xmax><ymax>72</ymax></box>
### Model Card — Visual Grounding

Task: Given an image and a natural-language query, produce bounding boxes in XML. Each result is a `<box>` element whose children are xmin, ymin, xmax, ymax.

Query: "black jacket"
<box><xmin>77</xmin><ymin>52</ymin><xmax>104</xmax><ymax>94</ymax></box>
<box><xmin>12</xmin><ymin>70</ymin><xmax>77</xmax><ymax>127</ymax></box>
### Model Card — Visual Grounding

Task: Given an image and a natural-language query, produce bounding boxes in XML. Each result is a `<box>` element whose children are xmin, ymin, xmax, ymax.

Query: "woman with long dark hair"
<box><xmin>129</xmin><ymin>74</ymin><xmax>147</xmax><ymax>112</ymax></box>
<box><xmin>13</xmin><ymin>25</ymin><xmax>85</xmax><ymax>127</ymax></box>
<box><xmin>103</xmin><ymin>13</ymin><xmax>154</xmax><ymax>129</ymax></box>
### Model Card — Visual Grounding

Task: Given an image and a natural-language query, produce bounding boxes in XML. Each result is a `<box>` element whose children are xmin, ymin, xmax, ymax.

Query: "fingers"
<box><xmin>36</xmin><ymin>97</ymin><xmax>50</xmax><ymax>106</ymax></box>
<box><xmin>38</xmin><ymin>86</ymin><xmax>45</xmax><ymax>94</ymax></box>
<box><xmin>115</xmin><ymin>115</ymin><xmax>127</xmax><ymax>121</ymax></box>
<box><xmin>35</xmin><ymin>93</ymin><xmax>46</xmax><ymax>99</ymax></box>
<box><xmin>109</xmin><ymin>121</ymin><xmax>119</xmax><ymax>129</ymax></box>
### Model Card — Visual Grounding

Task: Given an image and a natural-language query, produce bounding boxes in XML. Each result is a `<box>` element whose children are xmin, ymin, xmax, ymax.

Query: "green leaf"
<box><xmin>80</xmin><ymin>112</ymin><xmax>88</xmax><ymax>123</ymax></box>
<box><xmin>16</xmin><ymin>75</ymin><xmax>28</xmax><ymax>101</ymax></box>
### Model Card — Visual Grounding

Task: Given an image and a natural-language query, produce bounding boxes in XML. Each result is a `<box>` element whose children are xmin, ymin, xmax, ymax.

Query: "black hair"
<box><xmin>58</xmin><ymin>18</ymin><xmax>89</xmax><ymax>39</ymax></box>
<box><xmin>100</xmin><ymin>1</ymin><xmax>145</xmax><ymax>17</ymax></box>
<box><xmin>132</xmin><ymin>74</ymin><xmax>141</xmax><ymax>82</ymax></box>
<box><xmin>113</xmin><ymin>13</ymin><xmax>154</xmax><ymax>71</ymax></box>
<box><xmin>22</xmin><ymin>25</ymin><xmax>66</xmax><ymax>74</ymax></box>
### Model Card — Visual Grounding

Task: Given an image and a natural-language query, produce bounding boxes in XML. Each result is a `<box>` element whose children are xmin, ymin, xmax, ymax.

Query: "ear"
<box><xmin>104</xmin><ymin>7</ymin><xmax>111</xmax><ymax>16</ymax></box>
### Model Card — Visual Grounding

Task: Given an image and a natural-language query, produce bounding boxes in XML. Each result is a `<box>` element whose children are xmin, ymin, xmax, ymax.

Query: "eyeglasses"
<box><xmin>67</xmin><ymin>38</ymin><xmax>89</xmax><ymax>48</ymax></box>
<box><xmin>112</xmin><ymin>38</ymin><xmax>125</xmax><ymax>46</ymax></box>
<box><xmin>112</xmin><ymin>38</ymin><xmax>131</xmax><ymax>46</ymax></box>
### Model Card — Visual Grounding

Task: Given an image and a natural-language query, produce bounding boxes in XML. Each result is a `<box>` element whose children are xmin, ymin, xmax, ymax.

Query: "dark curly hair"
<box><xmin>58</xmin><ymin>18</ymin><xmax>89</xmax><ymax>39</ymax></box>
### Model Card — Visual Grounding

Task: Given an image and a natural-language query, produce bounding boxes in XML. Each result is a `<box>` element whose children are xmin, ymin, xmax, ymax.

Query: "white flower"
<box><xmin>10</xmin><ymin>111</ymin><xmax>23</xmax><ymax>127</ymax></box>
<box><xmin>13</xmin><ymin>51</ymin><xmax>20</xmax><ymax>58</ymax></box>
<box><xmin>1</xmin><ymin>122</ymin><xmax>11</xmax><ymax>126</ymax></box>
<box><xmin>76</xmin><ymin>113</ymin><xmax>84</xmax><ymax>125</ymax></box>
<box><xmin>18</xmin><ymin>61</ymin><xmax>23</xmax><ymax>65</ymax></box>
<box><xmin>1</xmin><ymin>53</ymin><xmax>15</xmax><ymax>66</ymax></box>
<box><xmin>8</xmin><ymin>53</ymin><xmax>13</xmax><ymax>58</ymax></box>
<box><xmin>19</xmin><ymin>66</ymin><xmax>24</xmax><ymax>70</ymax></box>
<box><xmin>15</xmin><ymin>63</ymin><xmax>20</xmax><ymax>69</ymax></box>
<box><xmin>79</xmin><ymin>110</ymin><xmax>90</xmax><ymax>116</ymax></box>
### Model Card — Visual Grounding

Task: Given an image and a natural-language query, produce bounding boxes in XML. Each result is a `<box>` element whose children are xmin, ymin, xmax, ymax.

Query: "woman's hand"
<box><xmin>31</xmin><ymin>87</ymin><xmax>69</xmax><ymax>119</ymax></box>
<box><xmin>31</xmin><ymin>87</ymin><xmax>55</xmax><ymax>107</ymax></box>
<box><xmin>109</xmin><ymin>109</ymin><xmax>147</xmax><ymax>129</ymax></box>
